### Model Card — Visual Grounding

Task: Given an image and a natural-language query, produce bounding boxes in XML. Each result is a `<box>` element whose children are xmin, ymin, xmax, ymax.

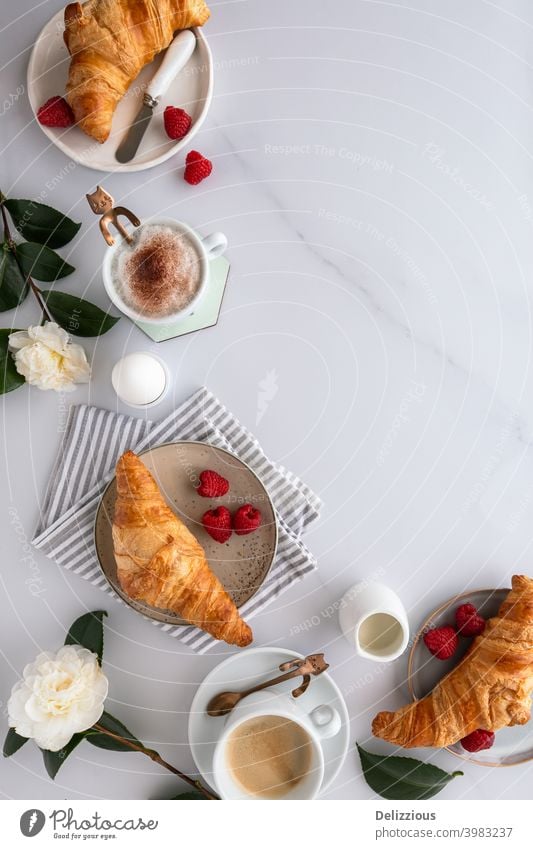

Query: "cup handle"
<box><xmin>201</xmin><ymin>232</ymin><xmax>228</xmax><ymax>260</ymax></box>
<box><xmin>308</xmin><ymin>704</ymin><xmax>341</xmax><ymax>740</ymax></box>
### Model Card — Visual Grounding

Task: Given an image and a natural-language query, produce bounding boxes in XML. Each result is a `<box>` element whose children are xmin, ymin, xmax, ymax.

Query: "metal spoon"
<box><xmin>206</xmin><ymin>653</ymin><xmax>329</xmax><ymax>717</ymax></box>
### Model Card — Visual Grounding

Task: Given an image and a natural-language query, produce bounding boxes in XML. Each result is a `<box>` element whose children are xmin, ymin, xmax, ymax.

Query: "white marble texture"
<box><xmin>2</xmin><ymin>0</ymin><xmax>533</xmax><ymax>800</ymax></box>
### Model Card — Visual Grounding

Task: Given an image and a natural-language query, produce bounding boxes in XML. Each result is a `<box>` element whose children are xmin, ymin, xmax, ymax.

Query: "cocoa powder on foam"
<box><xmin>113</xmin><ymin>224</ymin><xmax>202</xmax><ymax>318</ymax></box>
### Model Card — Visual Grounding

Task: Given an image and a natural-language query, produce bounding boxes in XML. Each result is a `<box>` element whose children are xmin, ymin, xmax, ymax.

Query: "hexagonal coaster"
<box><xmin>134</xmin><ymin>256</ymin><xmax>230</xmax><ymax>342</ymax></box>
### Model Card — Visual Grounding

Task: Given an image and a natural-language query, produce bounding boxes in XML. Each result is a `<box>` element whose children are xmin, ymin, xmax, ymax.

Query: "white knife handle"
<box><xmin>146</xmin><ymin>30</ymin><xmax>196</xmax><ymax>102</ymax></box>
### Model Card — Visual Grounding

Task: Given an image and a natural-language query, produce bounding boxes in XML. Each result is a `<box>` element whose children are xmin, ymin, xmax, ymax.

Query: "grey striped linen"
<box><xmin>32</xmin><ymin>387</ymin><xmax>321</xmax><ymax>653</ymax></box>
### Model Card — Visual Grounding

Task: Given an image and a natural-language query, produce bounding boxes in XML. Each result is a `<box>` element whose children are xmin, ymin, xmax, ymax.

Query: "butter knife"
<box><xmin>115</xmin><ymin>30</ymin><xmax>196</xmax><ymax>163</ymax></box>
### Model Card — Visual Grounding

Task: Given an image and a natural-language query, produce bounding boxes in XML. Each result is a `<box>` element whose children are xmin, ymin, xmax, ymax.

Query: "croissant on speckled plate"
<box><xmin>372</xmin><ymin>574</ymin><xmax>533</xmax><ymax>748</ymax></box>
<box><xmin>63</xmin><ymin>0</ymin><xmax>210</xmax><ymax>143</ymax></box>
<box><xmin>112</xmin><ymin>450</ymin><xmax>252</xmax><ymax>647</ymax></box>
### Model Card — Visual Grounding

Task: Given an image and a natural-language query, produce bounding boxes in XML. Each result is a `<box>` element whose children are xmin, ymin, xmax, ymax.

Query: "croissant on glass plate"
<box><xmin>112</xmin><ymin>450</ymin><xmax>252</xmax><ymax>647</ymax></box>
<box><xmin>372</xmin><ymin>575</ymin><xmax>533</xmax><ymax>748</ymax></box>
<box><xmin>63</xmin><ymin>0</ymin><xmax>211</xmax><ymax>143</ymax></box>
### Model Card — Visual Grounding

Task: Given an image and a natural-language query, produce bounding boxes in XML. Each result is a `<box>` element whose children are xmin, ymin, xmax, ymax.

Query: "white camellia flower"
<box><xmin>8</xmin><ymin>321</ymin><xmax>91</xmax><ymax>392</ymax></box>
<box><xmin>7</xmin><ymin>645</ymin><xmax>108</xmax><ymax>752</ymax></box>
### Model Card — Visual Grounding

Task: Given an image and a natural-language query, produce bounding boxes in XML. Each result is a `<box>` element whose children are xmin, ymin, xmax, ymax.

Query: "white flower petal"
<box><xmin>24</xmin><ymin>694</ymin><xmax>49</xmax><ymax>722</ymax></box>
<box><xmin>31</xmin><ymin>322</ymin><xmax>70</xmax><ymax>352</ymax></box>
<box><xmin>9</xmin><ymin>322</ymin><xmax>91</xmax><ymax>393</ymax></box>
<box><xmin>33</xmin><ymin>720</ymin><xmax>74</xmax><ymax>752</ymax></box>
<box><xmin>8</xmin><ymin>644</ymin><xmax>108</xmax><ymax>751</ymax></box>
<box><xmin>8</xmin><ymin>330</ymin><xmax>31</xmax><ymax>351</ymax></box>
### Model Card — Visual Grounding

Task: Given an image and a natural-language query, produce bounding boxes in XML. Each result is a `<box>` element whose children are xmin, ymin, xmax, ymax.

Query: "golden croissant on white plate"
<box><xmin>64</xmin><ymin>0</ymin><xmax>211</xmax><ymax>143</ymax></box>
<box><xmin>372</xmin><ymin>574</ymin><xmax>533</xmax><ymax>748</ymax></box>
<box><xmin>112</xmin><ymin>450</ymin><xmax>252</xmax><ymax>647</ymax></box>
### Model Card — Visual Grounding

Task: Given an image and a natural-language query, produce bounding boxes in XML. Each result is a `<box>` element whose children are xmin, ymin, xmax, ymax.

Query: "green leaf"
<box><xmin>356</xmin><ymin>744</ymin><xmax>463</xmax><ymax>800</ymax></box>
<box><xmin>86</xmin><ymin>711</ymin><xmax>144</xmax><ymax>752</ymax></box>
<box><xmin>3</xmin><ymin>728</ymin><xmax>29</xmax><ymax>757</ymax></box>
<box><xmin>16</xmin><ymin>242</ymin><xmax>74</xmax><ymax>282</ymax></box>
<box><xmin>65</xmin><ymin>610</ymin><xmax>107</xmax><ymax>663</ymax></box>
<box><xmin>3</xmin><ymin>198</ymin><xmax>81</xmax><ymax>249</ymax></box>
<box><xmin>41</xmin><ymin>291</ymin><xmax>120</xmax><ymax>337</ymax></box>
<box><xmin>0</xmin><ymin>328</ymin><xmax>25</xmax><ymax>394</ymax></box>
<box><xmin>0</xmin><ymin>244</ymin><xmax>28</xmax><ymax>310</ymax></box>
<box><xmin>42</xmin><ymin>732</ymin><xmax>86</xmax><ymax>779</ymax></box>
<box><xmin>44</xmin><ymin>711</ymin><xmax>144</xmax><ymax>776</ymax></box>
<box><xmin>171</xmin><ymin>792</ymin><xmax>206</xmax><ymax>800</ymax></box>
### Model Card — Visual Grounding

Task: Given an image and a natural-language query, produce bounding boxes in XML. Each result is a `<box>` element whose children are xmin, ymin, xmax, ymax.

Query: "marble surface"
<box><xmin>2</xmin><ymin>0</ymin><xmax>533</xmax><ymax>800</ymax></box>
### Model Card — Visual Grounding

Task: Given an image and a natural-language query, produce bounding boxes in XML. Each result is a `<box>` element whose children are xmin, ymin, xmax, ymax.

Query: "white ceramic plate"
<box><xmin>94</xmin><ymin>441</ymin><xmax>278</xmax><ymax>626</ymax></box>
<box><xmin>409</xmin><ymin>588</ymin><xmax>533</xmax><ymax>766</ymax></box>
<box><xmin>27</xmin><ymin>10</ymin><xmax>213</xmax><ymax>173</ymax></box>
<box><xmin>188</xmin><ymin>647</ymin><xmax>350</xmax><ymax>796</ymax></box>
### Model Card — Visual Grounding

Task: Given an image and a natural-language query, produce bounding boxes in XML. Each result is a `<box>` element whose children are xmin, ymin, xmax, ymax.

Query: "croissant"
<box><xmin>63</xmin><ymin>0</ymin><xmax>211</xmax><ymax>143</ymax></box>
<box><xmin>112</xmin><ymin>450</ymin><xmax>252</xmax><ymax>647</ymax></box>
<box><xmin>372</xmin><ymin>575</ymin><xmax>533</xmax><ymax>748</ymax></box>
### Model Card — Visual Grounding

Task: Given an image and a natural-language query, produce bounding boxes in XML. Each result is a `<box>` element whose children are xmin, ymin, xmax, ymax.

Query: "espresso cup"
<box><xmin>101</xmin><ymin>216</ymin><xmax>227</xmax><ymax>325</ymax></box>
<box><xmin>338</xmin><ymin>581</ymin><xmax>409</xmax><ymax>662</ymax></box>
<box><xmin>212</xmin><ymin>690</ymin><xmax>341</xmax><ymax>800</ymax></box>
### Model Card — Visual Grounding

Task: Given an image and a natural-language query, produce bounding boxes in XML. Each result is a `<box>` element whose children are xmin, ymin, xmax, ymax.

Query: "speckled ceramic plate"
<box><xmin>409</xmin><ymin>587</ymin><xmax>533</xmax><ymax>766</ymax></box>
<box><xmin>94</xmin><ymin>441</ymin><xmax>278</xmax><ymax>624</ymax></box>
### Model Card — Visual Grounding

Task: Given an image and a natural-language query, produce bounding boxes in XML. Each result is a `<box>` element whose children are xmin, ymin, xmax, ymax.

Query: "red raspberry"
<box><xmin>423</xmin><ymin>625</ymin><xmax>458</xmax><ymax>660</ymax></box>
<box><xmin>460</xmin><ymin>729</ymin><xmax>495</xmax><ymax>753</ymax></box>
<box><xmin>184</xmin><ymin>150</ymin><xmax>212</xmax><ymax>185</ymax></box>
<box><xmin>202</xmin><ymin>506</ymin><xmax>232</xmax><ymax>544</ymax></box>
<box><xmin>197</xmin><ymin>469</ymin><xmax>229</xmax><ymax>498</ymax></box>
<box><xmin>37</xmin><ymin>96</ymin><xmax>74</xmax><ymax>128</ymax></box>
<box><xmin>455</xmin><ymin>603</ymin><xmax>486</xmax><ymax>637</ymax></box>
<box><xmin>233</xmin><ymin>504</ymin><xmax>262</xmax><ymax>536</ymax></box>
<box><xmin>164</xmin><ymin>106</ymin><xmax>192</xmax><ymax>140</ymax></box>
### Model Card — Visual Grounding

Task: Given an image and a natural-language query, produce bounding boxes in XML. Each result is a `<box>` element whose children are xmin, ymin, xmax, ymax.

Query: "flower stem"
<box><xmin>92</xmin><ymin>723</ymin><xmax>219</xmax><ymax>800</ymax></box>
<box><xmin>0</xmin><ymin>196</ymin><xmax>53</xmax><ymax>322</ymax></box>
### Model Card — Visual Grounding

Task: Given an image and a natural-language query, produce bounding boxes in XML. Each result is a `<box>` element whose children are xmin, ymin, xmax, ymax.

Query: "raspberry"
<box><xmin>197</xmin><ymin>469</ymin><xmax>229</xmax><ymax>498</ymax></box>
<box><xmin>202</xmin><ymin>506</ymin><xmax>232</xmax><ymax>543</ymax></box>
<box><xmin>184</xmin><ymin>150</ymin><xmax>212</xmax><ymax>185</ymax></box>
<box><xmin>423</xmin><ymin>625</ymin><xmax>458</xmax><ymax>660</ymax></box>
<box><xmin>164</xmin><ymin>106</ymin><xmax>192</xmax><ymax>140</ymax></box>
<box><xmin>455</xmin><ymin>603</ymin><xmax>486</xmax><ymax>637</ymax></box>
<box><xmin>37</xmin><ymin>96</ymin><xmax>74</xmax><ymax>128</ymax></box>
<box><xmin>233</xmin><ymin>504</ymin><xmax>262</xmax><ymax>536</ymax></box>
<box><xmin>460</xmin><ymin>729</ymin><xmax>495</xmax><ymax>753</ymax></box>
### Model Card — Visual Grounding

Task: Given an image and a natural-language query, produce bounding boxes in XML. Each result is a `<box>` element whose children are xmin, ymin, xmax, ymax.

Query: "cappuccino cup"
<box><xmin>212</xmin><ymin>690</ymin><xmax>341</xmax><ymax>800</ymax></box>
<box><xmin>102</xmin><ymin>217</ymin><xmax>227</xmax><ymax>325</ymax></box>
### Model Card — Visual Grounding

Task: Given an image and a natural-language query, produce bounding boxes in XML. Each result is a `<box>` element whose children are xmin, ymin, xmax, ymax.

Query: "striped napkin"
<box><xmin>32</xmin><ymin>387</ymin><xmax>321</xmax><ymax>653</ymax></box>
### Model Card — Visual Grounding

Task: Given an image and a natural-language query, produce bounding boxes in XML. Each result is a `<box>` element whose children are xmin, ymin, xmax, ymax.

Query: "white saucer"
<box><xmin>188</xmin><ymin>647</ymin><xmax>350</xmax><ymax>796</ymax></box>
<box><xmin>27</xmin><ymin>11</ymin><xmax>213</xmax><ymax>173</ymax></box>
